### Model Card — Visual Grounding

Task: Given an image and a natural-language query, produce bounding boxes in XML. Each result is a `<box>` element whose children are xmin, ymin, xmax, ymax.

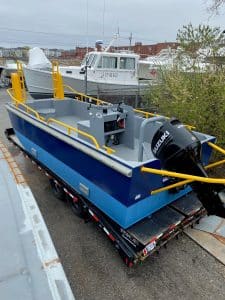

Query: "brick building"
<box><xmin>70</xmin><ymin>42</ymin><xmax>178</xmax><ymax>60</ymax></box>
<box><xmin>113</xmin><ymin>42</ymin><xmax>178</xmax><ymax>58</ymax></box>
<box><xmin>60</xmin><ymin>47</ymin><xmax>95</xmax><ymax>60</ymax></box>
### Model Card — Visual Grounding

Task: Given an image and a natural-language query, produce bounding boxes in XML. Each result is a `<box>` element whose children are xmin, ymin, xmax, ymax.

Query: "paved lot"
<box><xmin>1</xmin><ymin>88</ymin><xmax>225</xmax><ymax>300</ymax></box>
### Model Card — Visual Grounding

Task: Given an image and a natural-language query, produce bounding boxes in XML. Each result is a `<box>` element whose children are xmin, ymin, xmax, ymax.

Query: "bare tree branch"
<box><xmin>208</xmin><ymin>0</ymin><xmax>225</xmax><ymax>14</ymax></box>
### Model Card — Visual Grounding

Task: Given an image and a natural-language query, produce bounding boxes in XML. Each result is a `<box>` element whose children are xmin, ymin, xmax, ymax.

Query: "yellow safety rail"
<box><xmin>10</xmin><ymin>61</ymin><xmax>27</xmax><ymax>104</ymax></box>
<box><xmin>52</xmin><ymin>61</ymin><xmax>65</xmax><ymax>99</ymax></box>
<box><xmin>63</xmin><ymin>84</ymin><xmax>110</xmax><ymax>106</ymax></box>
<box><xmin>141</xmin><ymin>166</ymin><xmax>225</xmax><ymax>184</ymax></box>
<box><xmin>134</xmin><ymin>109</ymin><xmax>164</xmax><ymax>119</ymax></box>
<box><xmin>7</xmin><ymin>88</ymin><xmax>43</xmax><ymax>120</ymax></box>
<box><xmin>150</xmin><ymin>159</ymin><xmax>225</xmax><ymax>195</ymax></box>
<box><xmin>142</xmin><ymin>140</ymin><xmax>225</xmax><ymax>195</ymax></box>
<box><xmin>134</xmin><ymin>108</ymin><xmax>195</xmax><ymax>130</ymax></box>
<box><xmin>47</xmin><ymin>118</ymin><xmax>100</xmax><ymax>149</ymax></box>
<box><xmin>7</xmin><ymin>87</ymin><xmax>116</xmax><ymax>154</ymax></box>
<box><xmin>102</xmin><ymin>145</ymin><xmax>116</xmax><ymax>155</ymax></box>
<box><xmin>208</xmin><ymin>142</ymin><xmax>225</xmax><ymax>156</ymax></box>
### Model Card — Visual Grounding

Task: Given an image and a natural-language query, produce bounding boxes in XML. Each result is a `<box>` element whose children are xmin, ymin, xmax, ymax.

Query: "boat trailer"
<box><xmin>5</xmin><ymin>64</ymin><xmax>225</xmax><ymax>266</ymax></box>
<box><xmin>5</xmin><ymin>127</ymin><xmax>206</xmax><ymax>266</ymax></box>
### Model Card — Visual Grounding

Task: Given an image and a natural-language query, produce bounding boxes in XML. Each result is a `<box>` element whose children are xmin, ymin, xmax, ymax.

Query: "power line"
<box><xmin>0</xmin><ymin>26</ymin><xmax>161</xmax><ymax>44</ymax></box>
<box><xmin>0</xmin><ymin>26</ymin><xmax>84</xmax><ymax>37</ymax></box>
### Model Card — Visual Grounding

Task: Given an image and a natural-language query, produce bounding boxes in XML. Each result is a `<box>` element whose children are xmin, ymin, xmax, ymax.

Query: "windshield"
<box><xmin>81</xmin><ymin>54</ymin><xmax>97</xmax><ymax>67</ymax></box>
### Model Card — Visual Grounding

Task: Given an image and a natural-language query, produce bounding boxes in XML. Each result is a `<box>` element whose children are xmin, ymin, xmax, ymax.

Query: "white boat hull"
<box><xmin>23</xmin><ymin>67</ymin><xmax>149</xmax><ymax>101</ymax></box>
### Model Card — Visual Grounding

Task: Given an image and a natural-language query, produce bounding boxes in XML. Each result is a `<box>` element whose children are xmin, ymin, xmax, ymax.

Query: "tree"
<box><xmin>209</xmin><ymin>0</ymin><xmax>225</xmax><ymax>13</ymax></box>
<box><xmin>176</xmin><ymin>24</ymin><xmax>225</xmax><ymax>69</ymax></box>
<box><xmin>145</xmin><ymin>24</ymin><xmax>225</xmax><ymax>147</ymax></box>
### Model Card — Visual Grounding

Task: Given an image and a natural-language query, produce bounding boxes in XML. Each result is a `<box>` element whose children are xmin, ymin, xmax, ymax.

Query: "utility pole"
<box><xmin>84</xmin><ymin>59</ymin><xmax>88</xmax><ymax>96</ymax></box>
<box><xmin>85</xmin><ymin>0</ymin><xmax>89</xmax><ymax>96</ymax></box>
<box><xmin>129</xmin><ymin>32</ymin><xmax>133</xmax><ymax>50</ymax></box>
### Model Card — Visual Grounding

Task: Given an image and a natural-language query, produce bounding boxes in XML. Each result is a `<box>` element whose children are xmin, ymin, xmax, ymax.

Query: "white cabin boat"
<box><xmin>23</xmin><ymin>48</ymin><xmax>152</xmax><ymax>104</ymax></box>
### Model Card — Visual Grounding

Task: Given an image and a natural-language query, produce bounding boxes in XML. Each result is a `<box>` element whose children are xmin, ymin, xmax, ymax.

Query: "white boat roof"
<box><xmin>0</xmin><ymin>141</ymin><xmax>75</xmax><ymax>300</ymax></box>
<box><xmin>88</xmin><ymin>51</ymin><xmax>139</xmax><ymax>58</ymax></box>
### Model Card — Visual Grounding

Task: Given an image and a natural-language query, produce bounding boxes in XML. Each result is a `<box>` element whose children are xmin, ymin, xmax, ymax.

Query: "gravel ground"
<box><xmin>1</xmin><ymin>88</ymin><xmax>225</xmax><ymax>300</ymax></box>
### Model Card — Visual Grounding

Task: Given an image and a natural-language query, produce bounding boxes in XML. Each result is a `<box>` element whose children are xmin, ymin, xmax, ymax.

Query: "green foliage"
<box><xmin>176</xmin><ymin>24</ymin><xmax>225</xmax><ymax>69</ymax></box>
<box><xmin>146</xmin><ymin>69</ymin><xmax>225</xmax><ymax>144</ymax></box>
<box><xmin>177</xmin><ymin>24</ymin><xmax>223</xmax><ymax>57</ymax></box>
<box><xmin>145</xmin><ymin>24</ymin><xmax>225</xmax><ymax>146</ymax></box>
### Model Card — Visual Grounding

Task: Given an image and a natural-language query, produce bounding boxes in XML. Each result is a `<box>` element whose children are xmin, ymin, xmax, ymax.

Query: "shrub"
<box><xmin>145</xmin><ymin>24</ymin><xmax>225</xmax><ymax>146</ymax></box>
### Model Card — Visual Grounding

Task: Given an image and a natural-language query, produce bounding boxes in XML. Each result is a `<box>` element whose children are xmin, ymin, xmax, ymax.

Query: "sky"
<box><xmin>0</xmin><ymin>0</ymin><xmax>224</xmax><ymax>49</ymax></box>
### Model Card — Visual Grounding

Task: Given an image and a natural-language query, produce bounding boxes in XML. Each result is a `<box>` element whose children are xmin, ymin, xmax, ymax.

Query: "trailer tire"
<box><xmin>69</xmin><ymin>196</ymin><xmax>84</xmax><ymax>218</ymax></box>
<box><xmin>49</xmin><ymin>179</ymin><xmax>66</xmax><ymax>201</ymax></box>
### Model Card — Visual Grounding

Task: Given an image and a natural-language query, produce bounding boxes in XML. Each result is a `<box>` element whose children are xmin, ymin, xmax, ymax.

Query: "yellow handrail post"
<box><xmin>16</xmin><ymin>61</ymin><xmax>27</xmax><ymax>102</ymax></box>
<box><xmin>11</xmin><ymin>73</ymin><xmax>26</xmax><ymax>104</ymax></box>
<box><xmin>52</xmin><ymin>61</ymin><xmax>64</xmax><ymax>99</ymax></box>
<box><xmin>10</xmin><ymin>61</ymin><xmax>27</xmax><ymax>104</ymax></box>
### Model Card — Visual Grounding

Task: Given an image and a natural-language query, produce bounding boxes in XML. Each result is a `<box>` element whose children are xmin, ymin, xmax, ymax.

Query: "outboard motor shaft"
<box><xmin>151</xmin><ymin>118</ymin><xmax>225</xmax><ymax>218</ymax></box>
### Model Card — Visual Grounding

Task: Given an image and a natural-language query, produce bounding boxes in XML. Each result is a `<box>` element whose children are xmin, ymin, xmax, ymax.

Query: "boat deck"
<box><xmin>19</xmin><ymin>98</ymin><xmax>213</xmax><ymax>168</ymax></box>
<box><xmin>54</xmin><ymin>115</ymin><xmax>153</xmax><ymax>162</ymax></box>
<box><xmin>0</xmin><ymin>141</ymin><xmax>74</xmax><ymax>300</ymax></box>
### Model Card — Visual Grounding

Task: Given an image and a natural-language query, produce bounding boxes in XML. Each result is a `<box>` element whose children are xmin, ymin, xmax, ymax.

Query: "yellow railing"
<box><xmin>208</xmin><ymin>141</ymin><xmax>225</xmax><ymax>156</ymax></box>
<box><xmin>7</xmin><ymin>88</ymin><xmax>43</xmax><ymax>120</ymax></box>
<box><xmin>142</xmin><ymin>166</ymin><xmax>225</xmax><ymax>184</ymax></box>
<box><xmin>142</xmin><ymin>141</ymin><xmax>225</xmax><ymax>195</ymax></box>
<box><xmin>47</xmin><ymin>118</ymin><xmax>100</xmax><ymax>149</ymax></box>
<box><xmin>149</xmin><ymin>159</ymin><xmax>225</xmax><ymax>195</ymax></box>
<box><xmin>7</xmin><ymin>88</ymin><xmax>116</xmax><ymax>154</ymax></box>
<box><xmin>134</xmin><ymin>109</ymin><xmax>165</xmax><ymax>119</ymax></box>
<box><xmin>102</xmin><ymin>145</ymin><xmax>116</xmax><ymax>155</ymax></box>
<box><xmin>134</xmin><ymin>108</ymin><xmax>195</xmax><ymax>130</ymax></box>
<box><xmin>63</xmin><ymin>84</ymin><xmax>110</xmax><ymax>106</ymax></box>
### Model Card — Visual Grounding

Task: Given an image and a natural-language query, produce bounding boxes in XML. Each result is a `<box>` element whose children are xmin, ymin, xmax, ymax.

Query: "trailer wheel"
<box><xmin>49</xmin><ymin>179</ymin><xmax>66</xmax><ymax>201</ymax></box>
<box><xmin>69</xmin><ymin>196</ymin><xmax>84</xmax><ymax>218</ymax></box>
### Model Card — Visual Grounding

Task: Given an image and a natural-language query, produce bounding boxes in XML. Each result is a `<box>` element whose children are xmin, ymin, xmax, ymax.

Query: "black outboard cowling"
<box><xmin>151</xmin><ymin>118</ymin><xmax>225</xmax><ymax>218</ymax></box>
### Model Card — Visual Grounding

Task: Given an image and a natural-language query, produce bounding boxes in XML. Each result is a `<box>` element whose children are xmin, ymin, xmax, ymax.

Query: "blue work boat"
<box><xmin>6</xmin><ymin>91</ymin><xmax>218</xmax><ymax>229</ymax></box>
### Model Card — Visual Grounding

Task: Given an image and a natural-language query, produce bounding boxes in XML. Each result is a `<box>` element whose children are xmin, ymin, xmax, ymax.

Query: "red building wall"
<box><xmin>60</xmin><ymin>42</ymin><xmax>178</xmax><ymax>60</ymax></box>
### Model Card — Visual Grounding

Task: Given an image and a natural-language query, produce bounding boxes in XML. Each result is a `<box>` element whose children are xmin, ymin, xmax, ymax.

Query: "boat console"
<box><xmin>77</xmin><ymin>102</ymin><xmax>135</xmax><ymax>148</ymax></box>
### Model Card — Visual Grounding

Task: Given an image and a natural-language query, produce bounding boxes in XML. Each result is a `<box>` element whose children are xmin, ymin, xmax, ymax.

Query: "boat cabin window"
<box><xmin>88</xmin><ymin>54</ymin><xmax>97</xmax><ymax>67</ymax></box>
<box><xmin>119</xmin><ymin>57</ymin><xmax>135</xmax><ymax>70</ymax></box>
<box><xmin>97</xmin><ymin>56</ymin><xmax>118</xmax><ymax>69</ymax></box>
<box><xmin>81</xmin><ymin>54</ymin><xmax>97</xmax><ymax>67</ymax></box>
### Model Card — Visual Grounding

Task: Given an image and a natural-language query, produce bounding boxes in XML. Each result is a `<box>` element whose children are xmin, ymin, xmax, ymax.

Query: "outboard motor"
<box><xmin>151</xmin><ymin>118</ymin><xmax>225</xmax><ymax>218</ymax></box>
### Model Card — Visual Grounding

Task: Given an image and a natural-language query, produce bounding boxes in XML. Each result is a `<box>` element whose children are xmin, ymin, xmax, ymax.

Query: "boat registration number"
<box><xmin>101</xmin><ymin>71</ymin><xmax>118</xmax><ymax>78</ymax></box>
